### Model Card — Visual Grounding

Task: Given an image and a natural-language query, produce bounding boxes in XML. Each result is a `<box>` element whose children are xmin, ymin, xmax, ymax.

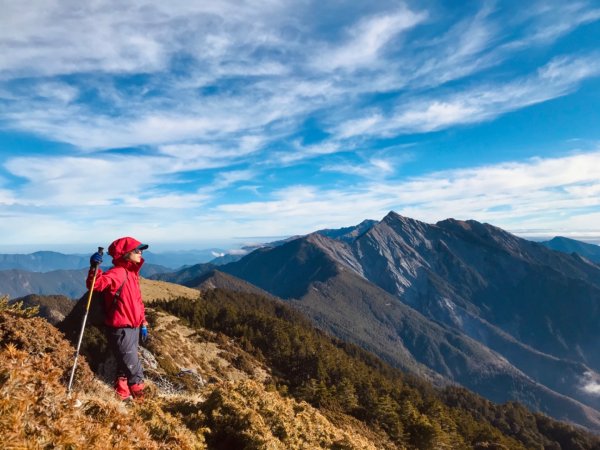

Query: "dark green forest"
<box><xmin>155</xmin><ymin>289</ymin><xmax>600</xmax><ymax>449</ymax></box>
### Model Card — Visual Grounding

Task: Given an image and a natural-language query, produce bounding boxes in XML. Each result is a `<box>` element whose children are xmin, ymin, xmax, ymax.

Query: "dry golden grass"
<box><xmin>147</xmin><ymin>310</ymin><xmax>270</xmax><ymax>388</ymax></box>
<box><xmin>0</xmin><ymin>301</ymin><xmax>386</xmax><ymax>450</ymax></box>
<box><xmin>202</xmin><ymin>379</ymin><xmax>387</xmax><ymax>449</ymax></box>
<box><xmin>140</xmin><ymin>279</ymin><xmax>200</xmax><ymax>304</ymax></box>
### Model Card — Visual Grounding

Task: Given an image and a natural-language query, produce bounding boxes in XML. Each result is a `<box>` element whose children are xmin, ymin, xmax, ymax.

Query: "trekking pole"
<box><xmin>67</xmin><ymin>246</ymin><xmax>103</xmax><ymax>397</ymax></box>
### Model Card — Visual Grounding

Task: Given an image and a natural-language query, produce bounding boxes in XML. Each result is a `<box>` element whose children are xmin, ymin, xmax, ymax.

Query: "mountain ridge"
<box><xmin>204</xmin><ymin>212</ymin><xmax>600</xmax><ymax>431</ymax></box>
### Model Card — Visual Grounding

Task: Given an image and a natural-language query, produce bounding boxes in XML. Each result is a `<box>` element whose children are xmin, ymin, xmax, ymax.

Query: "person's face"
<box><xmin>125</xmin><ymin>248</ymin><xmax>143</xmax><ymax>263</ymax></box>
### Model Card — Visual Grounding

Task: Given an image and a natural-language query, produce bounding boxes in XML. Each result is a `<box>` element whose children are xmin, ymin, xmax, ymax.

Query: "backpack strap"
<box><xmin>112</xmin><ymin>270</ymin><xmax>128</xmax><ymax>308</ymax></box>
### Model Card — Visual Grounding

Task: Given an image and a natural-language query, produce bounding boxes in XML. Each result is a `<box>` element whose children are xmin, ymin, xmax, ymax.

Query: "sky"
<box><xmin>1</xmin><ymin>0</ymin><xmax>600</xmax><ymax>253</ymax></box>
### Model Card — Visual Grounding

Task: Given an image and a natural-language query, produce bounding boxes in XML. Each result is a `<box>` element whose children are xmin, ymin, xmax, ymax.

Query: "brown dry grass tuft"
<box><xmin>202</xmin><ymin>379</ymin><xmax>385</xmax><ymax>450</ymax></box>
<box><xmin>140</xmin><ymin>279</ymin><xmax>200</xmax><ymax>304</ymax></box>
<box><xmin>0</xmin><ymin>308</ymin><xmax>204</xmax><ymax>449</ymax></box>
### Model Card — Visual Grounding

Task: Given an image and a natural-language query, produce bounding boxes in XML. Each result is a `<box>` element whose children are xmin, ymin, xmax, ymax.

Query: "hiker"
<box><xmin>87</xmin><ymin>236</ymin><xmax>149</xmax><ymax>401</ymax></box>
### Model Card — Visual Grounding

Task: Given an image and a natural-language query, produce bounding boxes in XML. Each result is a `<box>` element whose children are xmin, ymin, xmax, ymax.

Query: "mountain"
<box><xmin>541</xmin><ymin>236</ymin><xmax>600</xmax><ymax>263</ymax></box>
<box><xmin>0</xmin><ymin>251</ymin><xmax>89</xmax><ymax>271</ymax></box>
<box><xmin>315</xmin><ymin>219</ymin><xmax>378</xmax><ymax>242</ymax></box>
<box><xmin>0</xmin><ymin>249</ymin><xmax>218</xmax><ymax>272</ymax></box>
<box><xmin>0</xmin><ymin>264</ymin><xmax>174</xmax><ymax>299</ymax></box>
<box><xmin>142</xmin><ymin>249</ymin><xmax>226</xmax><ymax>268</ymax></box>
<box><xmin>198</xmin><ymin>212</ymin><xmax>600</xmax><ymax>431</ymax></box>
<box><xmin>150</xmin><ymin>262</ymin><xmax>216</xmax><ymax>284</ymax></box>
<box><xmin>4</xmin><ymin>285</ymin><xmax>598</xmax><ymax>449</ymax></box>
<box><xmin>0</xmin><ymin>268</ymin><xmax>89</xmax><ymax>299</ymax></box>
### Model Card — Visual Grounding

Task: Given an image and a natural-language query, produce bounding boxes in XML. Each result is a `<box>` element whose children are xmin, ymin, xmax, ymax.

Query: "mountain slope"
<box><xmin>155</xmin><ymin>288</ymin><xmax>600</xmax><ymax>447</ymax></box>
<box><xmin>353</xmin><ymin>213</ymin><xmax>600</xmax><ymax>369</ymax></box>
<box><xmin>541</xmin><ymin>236</ymin><xmax>600</xmax><ymax>263</ymax></box>
<box><xmin>211</xmin><ymin>212</ymin><xmax>600</xmax><ymax>431</ymax></box>
<box><xmin>215</xmin><ymin>237</ymin><xmax>600</xmax><ymax>431</ymax></box>
<box><xmin>11</xmin><ymin>294</ymin><xmax>74</xmax><ymax>324</ymax></box>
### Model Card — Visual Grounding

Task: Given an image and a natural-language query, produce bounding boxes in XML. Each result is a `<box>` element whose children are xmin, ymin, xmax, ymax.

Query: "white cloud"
<box><xmin>316</xmin><ymin>6</ymin><xmax>427</xmax><ymax>71</ymax></box>
<box><xmin>1</xmin><ymin>1</ymin><xmax>599</xmax><ymax>157</ymax></box>
<box><xmin>335</xmin><ymin>54</ymin><xmax>600</xmax><ymax>138</ymax></box>
<box><xmin>1</xmin><ymin>1</ymin><xmax>600</xmax><ymax>249</ymax></box>
<box><xmin>3</xmin><ymin>153</ymin><xmax>214</xmax><ymax>207</ymax></box>
<box><xmin>1</xmin><ymin>148</ymin><xmax>600</xmax><ymax>248</ymax></box>
<box><xmin>214</xmin><ymin>150</ymin><xmax>600</xmax><ymax>238</ymax></box>
<box><xmin>506</xmin><ymin>1</ymin><xmax>600</xmax><ymax>48</ymax></box>
<box><xmin>321</xmin><ymin>157</ymin><xmax>396</xmax><ymax>178</ymax></box>
<box><xmin>0</xmin><ymin>189</ymin><xmax>17</xmax><ymax>206</ymax></box>
<box><xmin>581</xmin><ymin>371</ymin><xmax>600</xmax><ymax>395</ymax></box>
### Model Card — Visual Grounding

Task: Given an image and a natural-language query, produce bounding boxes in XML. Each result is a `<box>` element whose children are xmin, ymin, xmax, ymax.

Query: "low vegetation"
<box><xmin>0</xmin><ymin>295</ymin><xmax>387</xmax><ymax>449</ymax></box>
<box><xmin>2</xmin><ymin>292</ymin><xmax>599</xmax><ymax>449</ymax></box>
<box><xmin>156</xmin><ymin>289</ymin><xmax>600</xmax><ymax>449</ymax></box>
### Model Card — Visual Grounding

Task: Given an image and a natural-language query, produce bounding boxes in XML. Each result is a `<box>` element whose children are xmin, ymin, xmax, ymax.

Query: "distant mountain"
<box><xmin>209</xmin><ymin>253</ymin><xmax>246</xmax><ymax>265</ymax></box>
<box><xmin>142</xmin><ymin>249</ymin><xmax>226</xmax><ymax>268</ymax></box>
<box><xmin>0</xmin><ymin>251</ymin><xmax>89</xmax><ymax>271</ymax></box>
<box><xmin>541</xmin><ymin>236</ymin><xmax>600</xmax><ymax>263</ymax></box>
<box><xmin>0</xmin><ymin>249</ymin><xmax>222</xmax><ymax>272</ymax></box>
<box><xmin>149</xmin><ymin>262</ymin><xmax>216</xmax><ymax>284</ymax></box>
<box><xmin>0</xmin><ymin>269</ymin><xmax>89</xmax><ymax>299</ymax></box>
<box><xmin>197</xmin><ymin>212</ymin><xmax>600</xmax><ymax>431</ymax></box>
<box><xmin>0</xmin><ymin>264</ymin><xmax>174</xmax><ymax>299</ymax></box>
<box><xmin>137</xmin><ymin>263</ymin><xmax>175</xmax><ymax>277</ymax></box>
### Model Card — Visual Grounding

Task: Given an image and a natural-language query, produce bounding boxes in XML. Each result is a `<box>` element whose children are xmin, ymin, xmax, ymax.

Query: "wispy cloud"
<box><xmin>1</xmin><ymin>149</ymin><xmax>600</xmax><ymax>247</ymax></box>
<box><xmin>315</xmin><ymin>6</ymin><xmax>427</xmax><ymax>72</ymax></box>
<box><xmin>214</xmin><ymin>150</ymin><xmax>600</xmax><ymax>238</ymax></box>
<box><xmin>336</xmin><ymin>54</ymin><xmax>600</xmax><ymax>138</ymax></box>
<box><xmin>3</xmin><ymin>154</ymin><xmax>211</xmax><ymax>207</ymax></box>
<box><xmin>1</xmin><ymin>1</ymin><xmax>600</xmax><ymax>248</ymax></box>
<box><xmin>504</xmin><ymin>1</ymin><xmax>600</xmax><ymax>49</ymax></box>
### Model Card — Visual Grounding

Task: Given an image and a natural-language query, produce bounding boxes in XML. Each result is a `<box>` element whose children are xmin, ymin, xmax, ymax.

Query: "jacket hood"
<box><xmin>108</xmin><ymin>236</ymin><xmax>147</xmax><ymax>269</ymax></box>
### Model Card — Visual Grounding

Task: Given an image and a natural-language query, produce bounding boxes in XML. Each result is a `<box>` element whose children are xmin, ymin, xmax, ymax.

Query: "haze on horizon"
<box><xmin>1</xmin><ymin>0</ymin><xmax>599</xmax><ymax>250</ymax></box>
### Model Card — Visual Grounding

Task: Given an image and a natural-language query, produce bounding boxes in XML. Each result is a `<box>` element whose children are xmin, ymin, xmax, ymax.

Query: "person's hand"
<box><xmin>141</xmin><ymin>324</ymin><xmax>149</xmax><ymax>343</ymax></box>
<box><xmin>90</xmin><ymin>252</ymin><xmax>103</xmax><ymax>267</ymax></box>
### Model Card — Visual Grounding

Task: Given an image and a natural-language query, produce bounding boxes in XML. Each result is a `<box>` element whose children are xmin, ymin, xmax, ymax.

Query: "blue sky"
<box><xmin>1</xmin><ymin>0</ymin><xmax>600</xmax><ymax>252</ymax></box>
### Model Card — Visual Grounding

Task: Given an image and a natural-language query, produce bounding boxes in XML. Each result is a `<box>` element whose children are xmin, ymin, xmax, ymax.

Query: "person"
<box><xmin>87</xmin><ymin>236</ymin><xmax>149</xmax><ymax>401</ymax></box>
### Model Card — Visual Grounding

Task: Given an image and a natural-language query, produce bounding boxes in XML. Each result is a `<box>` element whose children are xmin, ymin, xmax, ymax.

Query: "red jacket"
<box><xmin>87</xmin><ymin>237</ymin><xmax>146</xmax><ymax>328</ymax></box>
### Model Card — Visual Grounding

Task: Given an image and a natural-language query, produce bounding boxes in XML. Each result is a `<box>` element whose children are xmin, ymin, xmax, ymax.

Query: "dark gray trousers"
<box><xmin>106</xmin><ymin>327</ymin><xmax>144</xmax><ymax>385</ymax></box>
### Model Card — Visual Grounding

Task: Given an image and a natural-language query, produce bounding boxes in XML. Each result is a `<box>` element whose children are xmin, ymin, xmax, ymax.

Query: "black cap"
<box><xmin>136</xmin><ymin>243</ymin><xmax>149</xmax><ymax>251</ymax></box>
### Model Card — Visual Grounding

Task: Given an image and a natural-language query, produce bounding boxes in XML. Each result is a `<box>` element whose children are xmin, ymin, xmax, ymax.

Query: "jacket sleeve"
<box><xmin>86</xmin><ymin>266</ymin><xmax>127</xmax><ymax>293</ymax></box>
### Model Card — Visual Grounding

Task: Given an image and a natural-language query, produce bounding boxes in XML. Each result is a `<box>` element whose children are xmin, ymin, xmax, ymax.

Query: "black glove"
<box><xmin>90</xmin><ymin>252</ymin><xmax>103</xmax><ymax>267</ymax></box>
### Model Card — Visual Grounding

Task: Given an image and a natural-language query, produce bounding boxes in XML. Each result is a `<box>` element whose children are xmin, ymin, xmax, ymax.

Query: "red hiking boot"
<box><xmin>130</xmin><ymin>382</ymin><xmax>145</xmax><ymax>402</ymax></box>
<box><xmin>115</xmin><ymin>377</ymin><xmax>132</xmax><ymax>401</ymax></box>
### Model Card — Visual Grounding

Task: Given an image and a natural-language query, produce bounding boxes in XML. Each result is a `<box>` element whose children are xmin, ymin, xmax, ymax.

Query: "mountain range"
<box><xmin>0</xmin><ymin>263</ymin><xmax>173</xmax><ymax>299</ymax></box>
<box><xmin>152</xmin><ymin>212</ymin><xmax>600</xmax><ymax>432</ymax></box>
<box><xmin>0</xmin><ymin>249</ymin><xmax>226</xmax><ymax>272</ymax></box>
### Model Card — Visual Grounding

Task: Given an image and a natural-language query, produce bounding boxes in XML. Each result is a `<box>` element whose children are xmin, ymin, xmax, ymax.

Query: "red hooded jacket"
<box><xmin>87</xmin><ymin>237</ymin><xmax>146</xmax><ymax>328</ymax></box>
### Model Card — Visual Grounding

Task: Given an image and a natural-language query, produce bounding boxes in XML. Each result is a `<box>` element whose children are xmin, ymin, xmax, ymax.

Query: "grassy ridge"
<box><xmin>156</xmin><ymin>289</ymin><xmax>600</xmax><ymax>449</ymax></box>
